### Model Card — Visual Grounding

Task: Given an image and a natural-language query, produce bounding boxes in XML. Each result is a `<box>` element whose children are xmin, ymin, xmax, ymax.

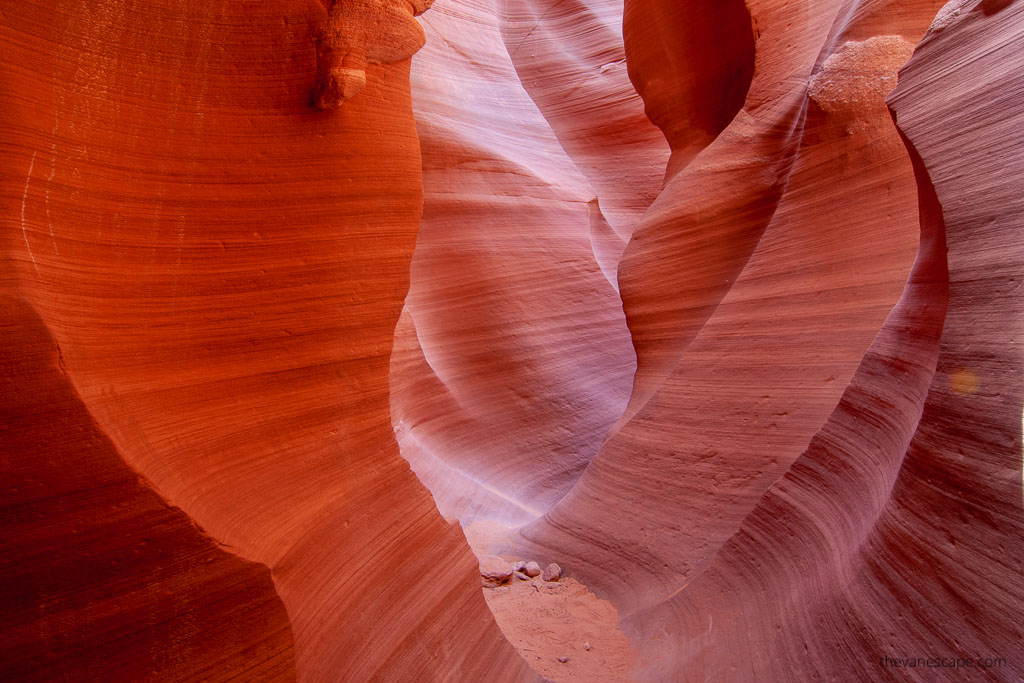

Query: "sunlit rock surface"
<box><xmin>391</xmin><ymin>0</ymin><xmax>667</xmax><ymax>529</ymax></box>
<box><xmin>2</xmin><ymin>0</ymin><xmax>1022</xmax><ymax>680</ymax></box>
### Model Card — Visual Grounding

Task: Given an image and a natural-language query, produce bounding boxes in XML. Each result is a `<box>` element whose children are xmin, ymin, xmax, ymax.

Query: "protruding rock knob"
<box><xmin>316</xmin><ymin>51</ymin><xmax>368</xmax><ymax>109</ymax></box>
<box><xmin>314</xmin><ymin>0</ymin><xmax>433</xmax><ymax>108</ymax></box>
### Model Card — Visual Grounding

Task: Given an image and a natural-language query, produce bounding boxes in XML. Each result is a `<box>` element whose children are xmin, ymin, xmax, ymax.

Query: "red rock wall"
<box><xmin>1</xmin><ymin>1</ymin><xmax>534</xmax><ymax>680</ymax></box>
<box><xmin>0</xmin><ymin>297</ymin><xmax>295</xmax><ymax>681</ymax></box>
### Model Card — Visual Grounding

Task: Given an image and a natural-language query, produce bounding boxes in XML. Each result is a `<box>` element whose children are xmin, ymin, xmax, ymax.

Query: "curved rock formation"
<box><xmin>398</xmin><ymin>0</ymin><xmax>1024</xmax><ymax>679</ymax></box>
<box><xmin>391</xmin><ymin>0</ymin><xmax>668</xmax><ymax>527</ymax></box>
<box><xmin>532</xmin><ymin>0</ymin><xmax>1018</xmax><ymax>678</ymax></box>
<box><xmin>1</xmin><ymin>1</ymin><xmax>533</xmax><ymax>680</ymax></box>
<box><xmin>622</xmin><ymin>4</ymin><xmax>1024</xmax><ymax>676</ymax></box>
<box><xmin>0</xmin><ymin>297</ymin><xmax>295</xmax><ymax>681</ymax></box>
<box><xmin>3</xmin><ymin>0</ymin><xmax>1023</xmax><ymax>680</ymax></box>
<box><xmin>522</xmin><ymin>0</ymin><xmax>940</xmax><ymax>607</ymax></box>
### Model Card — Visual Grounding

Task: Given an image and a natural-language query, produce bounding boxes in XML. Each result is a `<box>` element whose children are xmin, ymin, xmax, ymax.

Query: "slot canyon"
<box><xmin>1</xmin><ymin>0</ymin><xmax>1022</xmax><ymax>680</ymax></box>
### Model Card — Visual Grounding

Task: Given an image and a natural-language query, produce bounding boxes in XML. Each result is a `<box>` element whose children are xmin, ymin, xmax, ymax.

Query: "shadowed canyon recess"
<box><xmin>1</xmin><ymin>0</ymin><xmax>1022</xmax><ymax>681</ymax></box>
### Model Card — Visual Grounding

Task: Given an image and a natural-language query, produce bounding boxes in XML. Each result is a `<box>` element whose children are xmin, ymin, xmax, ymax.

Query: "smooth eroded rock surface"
<box><xmin>0</xmin><ymin>297</ymin><xmax>296</xmax><ymax>681</ymax></box>
<box><xmin>3</xmin><ymin>0</ymin><xmax>1022</xmax><ymax>681</ymax></box>
<box><xmin>1</xmin><ymin>1</ymin><xmax>536</xmax><ymax>681</ymax></box>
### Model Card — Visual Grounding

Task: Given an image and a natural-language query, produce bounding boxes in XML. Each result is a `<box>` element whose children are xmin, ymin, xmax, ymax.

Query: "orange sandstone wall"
<box><xmin>0</xmin><ymin>1</ymin><xmax>534</xmax><ymax>681</ymax></box>
<box><xmin>0</xmin><ymin>297</ymin><xmax>296</xmax><ymax>681</ymax></box>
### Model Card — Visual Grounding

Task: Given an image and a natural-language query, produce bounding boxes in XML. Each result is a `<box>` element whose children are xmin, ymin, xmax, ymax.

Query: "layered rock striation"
<box><xmin>396</xmin><ymin>0</ymin><xmax>1024</xmax><ymax>679</ymax></box>
<box><xmin>1</xmin><ymin>1</ymin><xmax>533</xmax><ymax>681</ymax></box>
<box><xmin>2</xmin><ymin>0</ymin><xmax>1022</xmax><ymax>681</ymax></box>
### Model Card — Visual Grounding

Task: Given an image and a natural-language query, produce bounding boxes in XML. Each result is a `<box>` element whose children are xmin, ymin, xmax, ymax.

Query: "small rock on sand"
<box><xmin>583</xmin><ymin>642</ymin><xmax>591</xmax><ymax>651</ymax></box>
<box><xmin>479</xmin><ymin>554</ymin><xmax>514</xmax><ymax>587</ymax></box>
<box><xmin>515</xmin><ymin>571</ymin><xmax>530</xmax><ymax>581</ymax></box>
<box><xmin>542</xmin><ymin>562</ymin><xmax>562</xmax><ymax>582</ymax></box>
<box><xmin>558</xmin><ymin>655</ymin><xmax>569</xmax><ymax>663</ymax></box>
<box><xmin>512</xmin><ymin>560</ymin><xmax>526</xmax><ymax>572</ymax></box>
<box><xmin>524</xmin><ymin>561</ymin><xmax>541</xmax><ymax>577</ymax></box>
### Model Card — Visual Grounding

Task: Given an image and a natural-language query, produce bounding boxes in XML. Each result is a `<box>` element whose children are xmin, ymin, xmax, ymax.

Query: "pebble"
<box><xmin>542</xmin><ymin>562</ymin><xmax>562</xmax><ymax>582</ymax></box>
<box><xmin>523</xmin><ymin>561</ymin><xmax>541</xmax><ymax>578</ymax></box>
<box><xmin>479</xmin><ymin>554</ymin><xmax>514</xmax><ymax>587</ymax></box>
<box><xmin>558</xmin><ymin>655</ymin><xmax>569</xmax><ymax>663</ymax></box>
<box><xmin>583</xmin><ymin>642</ymin><xmax>591</xmax><ymax>651</ymax></box>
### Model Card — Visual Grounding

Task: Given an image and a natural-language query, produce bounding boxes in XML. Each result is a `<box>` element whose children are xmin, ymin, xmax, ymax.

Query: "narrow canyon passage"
<box><xmin>394</xmin><ymin>0</ymin><xmax>1024</xmax><ymax>680</ymax></box>
<box><xmin>1</xmin><ymin>0</ymin><xmax>1022</xmax><ymax>681</ymax></box>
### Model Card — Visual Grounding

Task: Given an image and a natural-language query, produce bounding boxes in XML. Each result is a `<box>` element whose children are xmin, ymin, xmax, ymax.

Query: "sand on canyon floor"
<box><xmin>482</xmin><ymin>571</ymin><xmax>636</xmax><ymax>682</ymax></box>
<box><xmin>464</xmin><ymin>519</ymin><xmax>636</xmax><ymax>681</ymax></box>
